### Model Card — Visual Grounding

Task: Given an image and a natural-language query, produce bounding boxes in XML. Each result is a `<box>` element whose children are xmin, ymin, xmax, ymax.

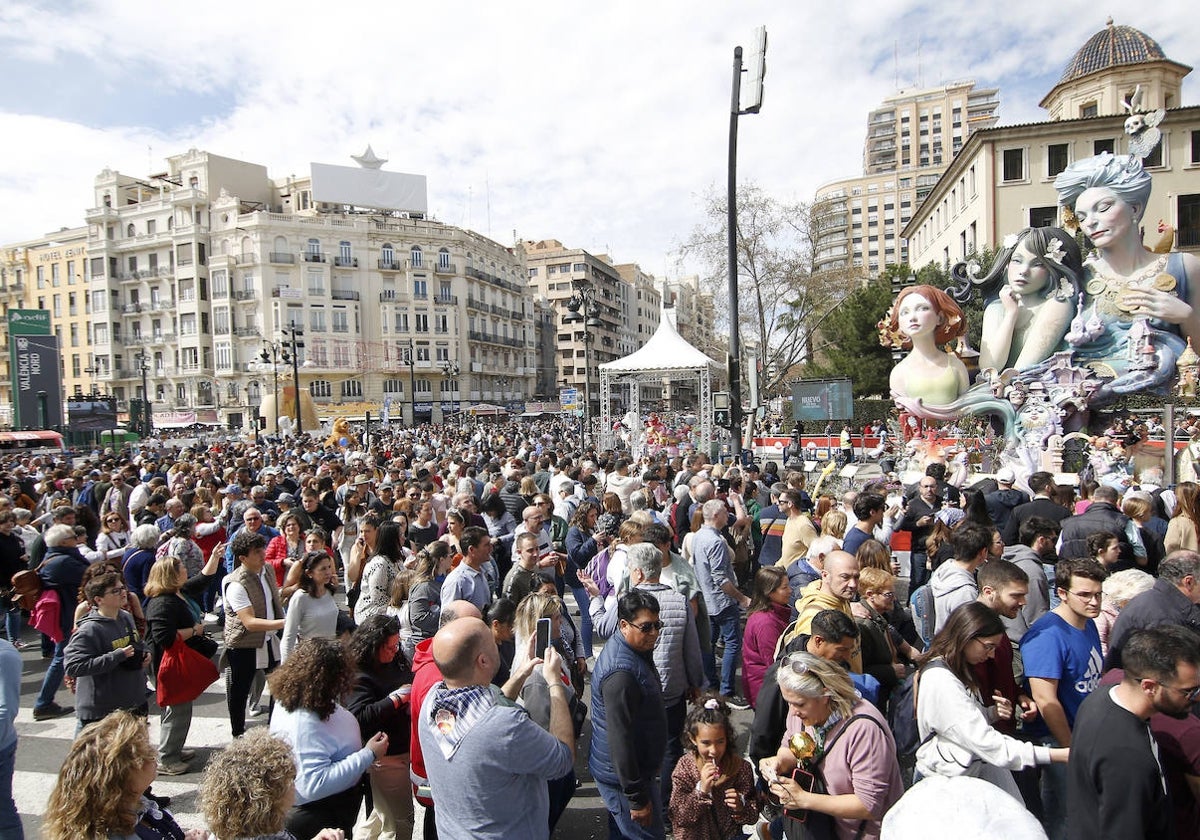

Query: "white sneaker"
<box><xmin>248</xmin><ymin>704</ymin><xmax>265</xmax><ymax>718</ymax></box>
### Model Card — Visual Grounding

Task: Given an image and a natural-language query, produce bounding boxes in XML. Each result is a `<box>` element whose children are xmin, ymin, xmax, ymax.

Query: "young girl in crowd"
<box><xmin>669</xmin><ymin>695</ymin><xmax>759</xmax><ymax>840</ymax></box>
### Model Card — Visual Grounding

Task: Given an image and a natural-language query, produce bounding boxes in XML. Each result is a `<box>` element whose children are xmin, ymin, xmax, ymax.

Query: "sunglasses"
<box><xmin>626</xmin><ymin>620</ymin><xmax>663</xmax><ymax>634</ymax></box>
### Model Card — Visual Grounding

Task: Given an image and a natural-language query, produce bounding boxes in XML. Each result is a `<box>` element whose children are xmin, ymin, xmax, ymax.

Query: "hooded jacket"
<box><xmin>929</xmin><ymin>561</ymin><xmax>978</xmax><ymax>635</ymax></box>
<box><xmin>63</xmin><ymin>609</ymin><xmax>146</xmax><ymax>720</ymax></box>
<box><xmin>792</xmin><ymin>579</ymin><xmax>863</xmax><ymax>673</ymax></box>
<box><xmin>1000</xmin><ymin>544</ymin><xmax>1051</xmax><ymax>644</ymax></box>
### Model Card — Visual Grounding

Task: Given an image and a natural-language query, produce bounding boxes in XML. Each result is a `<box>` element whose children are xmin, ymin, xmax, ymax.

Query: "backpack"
<box><xmin>76</xmin><ymin>481</ymin><xmax>97</xmax><ymax>513</ymax></box>
<box><xmin>910</xmin><ymin>584</ymin><xmax>935</xmax><ymax>646</ymax></box>
<box><xmin>583</xmin><ymin>547</ymin><xmax>614</xmax><ymax>599</ymax></box>
<box><xmin>887</xmin><ymin>659</ymin><xmax>946</xmax><ymax>758</ymax></box>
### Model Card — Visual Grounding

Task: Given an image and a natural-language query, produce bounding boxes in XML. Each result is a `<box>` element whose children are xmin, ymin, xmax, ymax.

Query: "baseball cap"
<box><xmin>222</xmin><ymin>484</ymin><xmax>244</xmax><ymax>496</ymax></box>
<box><xmin>996</xmin><ymin>467</ymin><xmax>1016</xmax><ymax>484</ymax></box>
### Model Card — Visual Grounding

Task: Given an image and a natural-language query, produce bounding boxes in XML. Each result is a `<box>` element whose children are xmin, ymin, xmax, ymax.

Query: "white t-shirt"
<box><xmin>224</xmin><ymin>569</ymin><xmax>280</xmax><ymax>667</ymax></box>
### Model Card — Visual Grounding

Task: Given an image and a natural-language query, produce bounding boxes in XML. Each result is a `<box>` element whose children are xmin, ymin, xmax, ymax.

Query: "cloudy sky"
<box><xmin>0</xmin><ymin>1</ymin><xmax>1196</xmax><ymax>278</ymax></box>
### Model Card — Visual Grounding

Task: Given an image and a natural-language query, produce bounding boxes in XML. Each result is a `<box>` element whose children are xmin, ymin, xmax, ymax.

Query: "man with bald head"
<box><xmin>792</xmin><ymin>549</ymin><xmax>863</xmax><ymax>673</ymax></box>
<box><xmin>417</xmin><ymin>616</ymin><xmax>574</xmax><ymax>840</ymax></box>
<box><xmin>409</xmin><ymin>600</ymin><xmax>481</xmax><ymax>839</ymax></box>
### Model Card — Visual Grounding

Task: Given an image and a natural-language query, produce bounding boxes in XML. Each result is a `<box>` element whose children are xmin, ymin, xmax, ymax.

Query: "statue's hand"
<box><xmin>998</xmin><ymin>285</ymin><xmax>1020</xmax><ymax>313</ymax></box>
<box><xmin>1123</xmin><ymin>288</ymin><xmax>1191</xmax><ymax>324</ymax></box>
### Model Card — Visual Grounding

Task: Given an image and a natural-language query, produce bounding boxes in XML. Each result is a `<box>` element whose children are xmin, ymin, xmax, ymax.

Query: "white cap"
<box><xmin>996</xmin><ymin>467</ymin><xmax>1016</xmax><ymax>484</ymax></box>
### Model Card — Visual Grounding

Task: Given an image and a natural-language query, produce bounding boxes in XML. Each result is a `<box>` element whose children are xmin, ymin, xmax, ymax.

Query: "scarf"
<box><xmin>427</xmin><ymin>683</ymin><xmax>496</xmax><ymax>759</ymax></box>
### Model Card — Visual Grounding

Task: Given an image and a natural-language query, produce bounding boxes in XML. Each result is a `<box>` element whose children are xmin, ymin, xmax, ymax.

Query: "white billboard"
<box><xmin>310</xmin><ymin>163</ymin><xmax>428</xmax><ymax>214</ymax></box>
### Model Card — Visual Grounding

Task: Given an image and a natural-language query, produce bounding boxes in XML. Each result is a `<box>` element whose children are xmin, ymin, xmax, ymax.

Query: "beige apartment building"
<box><xmin>904</xmin><ymin>20</ymin><xmax>1199</xmax><ymax>269</ymax></box>
<box><xmin>0</xmin><ymin>227</ymin><xmax>90</xmax><ymax>428</ymax></box>
<box><xmin>83</xmin><ymin>147</ymin><xmax>532</xmax><ymax>431</ymax></box>
<box><xmin>815</xmin><ymin>81</ymin><xmax>1000</xmax><ymax>276</ymax></box>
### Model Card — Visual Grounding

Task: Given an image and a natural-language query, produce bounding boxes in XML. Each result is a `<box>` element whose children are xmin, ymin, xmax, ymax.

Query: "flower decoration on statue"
<box><xmin>1043</xmin><ymin>238</ymin><xmax>1066</xmax><ymax>265</ymax></box>
<box><xmin>1002</xmin><ymin>233</ymin><xmax>1020</xmax><ymax>250</ymax></box>
<box><xmin>876</xmin><ymin>305</ymin><xmax>907</xmax><ymax>350</ymax></box>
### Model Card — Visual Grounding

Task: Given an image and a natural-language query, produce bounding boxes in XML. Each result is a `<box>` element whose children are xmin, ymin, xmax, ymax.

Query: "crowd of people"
<box><xmin>0</xmin><ymin>419</ymin><xmax>1196</xmax><ymax>839</ymax></box>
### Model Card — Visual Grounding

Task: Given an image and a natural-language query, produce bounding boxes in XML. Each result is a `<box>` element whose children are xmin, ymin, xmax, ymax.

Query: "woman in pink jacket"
<box><xmin>741</xmin><ymin>567</ymin><xmax>792</xmax><ymax>707</ymax></box>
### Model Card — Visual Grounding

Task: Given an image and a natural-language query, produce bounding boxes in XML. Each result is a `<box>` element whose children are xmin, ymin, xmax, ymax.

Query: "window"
<box><xmin>306</xmin><ymin>238</ymin><xmax>321</xmax><ymax>258</ymax></box>
<box><xmin>1080</xmin><ymin>103</ymin><xmax>1098</xmax><ymax>118</ymax></box>
<box><xmin>1002</xmin><ymin>148</ymin><xmax>1025</xmax><ymax>182</ymax></box>
<box><xmin>127</xmin><ymin>223</ymin><xmax>136</xmax><ymax>238</ymax></box>
<box><xmin>52</xmin><ymin>294</ymin><xmax>61</xmax><ymax>317</ymax></box>
<box><xmin>146</xmin><ymin>219</ymin><xmax>156</xmax><ymax>235</ymax></box>
<box><xmin>1028</xmin><ymin>206</ymin><xmax>1058</xmax><ymax>228</ymax></box>
<box><xmin>1192</xmin><ymin>131</ymin><xmax>1200</xmax><ymax>165</ymax></box>
<box><xmin>332</xmin><ymin>309</ymin><xmax>349</xmax><ymax>333</ymax></box>
<box><xmin>36</xmin><ymin>266</ymin><xmax>44</xmax><ymax>288</ymax></box>
<box><xmin>383</xmin><ymin>379</ymin><xmax>404</xmax><ymax>394</ymax></box>
<box><xmin>381</xmin><ymin>243</ymin><xmax>395</xmax><ymax>266</ymax></box>
<box><xmin>415</xmin><ymin>379</ymin><xmax>432</xmax><ymax>394</ymax></box>
<box><xmin>415</xmin><ymin>313</ymin><xmax>429</xmax><ymax>333</ymax></box>
<box><xmin>416</xmin><ymin>345</ymin><xmax>430</xmax><ymax>362</ymax></box>
<box><xmin>70</xmin><ymin>324</ymin><xmax>79</xmax><ymax>346</ymax></box>
<box><xmin>1179</xmin><ymin>194</ymin><xmax>1200</xmax><ymax>249</ymax></box>
<box><xmin>341</xmin><ymin>380</ymin><xmax>363</xmax><ymax>398</ymax></box>
<box><xmin>410</xmin><ymin>246</ymin><xmax>423</xmax><ymax>268</ymax></box>
<box><xmin>309</xmin><ymin>380</ymin><xmax>332</xmax><ymax>398</ymax></box>
<box><xmin>339</xmin><ymin>241</ymin><xmax>351</xmax><ymax>262</ymax></box>
<box><xmin>310</xmin><ymin>308</ymin><xmax>326</xmax><ymax>331</ymax></box>
<box><xmin>438</xmin><ymin>248</ymin><xmax>451</xmax><ymax>269</ymax></box>
<box><xmin>435</xmin><ymin>313</ymin><xmax>448</xmax><ymax>333</ymax></box>
<box><xmin>1094</xmin><ymin>138</ymin><xmax>1115</xmax><ymax>155</ymax></box>
<box><xmin>51</xmin><ymin>264</ymin><xmax>60</xmax><ymax>286</ymax></box>
<box><xmin>1047</xmin><ymin>143</ymin><xmax>1069</xmax><ymax>177</ymax></box>
<box><xmin>211</xmin><ymin>270</ymin><xmax>228</xmax><ymax>297</ymax></box>
<box><xmin>1144</xmin><ymin>140</ymin><xmax>1164</xmax><ymax>169</ymax></box>
<box><xmin>394</xmin><ymin>312</ymin><xmax>409</xmax><ymax>332</ymax></box>
<box><xmin>180</xmin><ymin>313</ymin><xmax>197</xmax><ymax>336</ymax></box>
<box><xmin>413</xmin><ymin>278</ymin><xmax>427</xmax><ymax>298</ymax></box>
<box><xmin>528</xmin><ymin>267</ymin><xmax>538</xmax><ymax>277</ymax></box>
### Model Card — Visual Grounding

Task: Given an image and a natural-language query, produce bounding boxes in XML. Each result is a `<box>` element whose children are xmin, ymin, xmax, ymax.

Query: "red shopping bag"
<box><xmin>156</xmin><ymin>633</ymin><xmax>219</xmax><ymax>707</ymax></box>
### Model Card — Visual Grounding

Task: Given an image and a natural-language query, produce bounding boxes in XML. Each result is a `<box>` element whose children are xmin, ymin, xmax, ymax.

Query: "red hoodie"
<box><xmin>408</xmin><ymin>636</ymin><xmax>443</xmax><ymax>807</ymax></box>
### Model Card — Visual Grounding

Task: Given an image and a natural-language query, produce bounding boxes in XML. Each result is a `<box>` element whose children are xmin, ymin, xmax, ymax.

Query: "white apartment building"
<box><xmin>84</xmin><ymin>148</ymin><xmax>532</xmax><ymax>430</ymax></box>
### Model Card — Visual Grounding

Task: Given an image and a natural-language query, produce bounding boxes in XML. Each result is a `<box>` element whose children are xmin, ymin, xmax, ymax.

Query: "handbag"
<box><xmin>187</xmin><ymin>631</ymin><xmax>219</xmax><ymax>660</ymax></box>
<box><xmin>782</xmin><ymin>714</ymin><xmax>889</xmax><ymax>840</ymax></box>
<box><xmin>157</xmin><ymin>632</ymin><xmax>219</xmax><ymax>706</ymax></box>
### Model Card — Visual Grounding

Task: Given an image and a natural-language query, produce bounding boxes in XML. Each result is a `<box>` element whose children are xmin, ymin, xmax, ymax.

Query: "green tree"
<box><xmin>802</xmin><ymin>273</ymin><xmax>898</xmax><ymax>397</ymax></box>
<box><xmin>680</xmin><ymin>183</ymin><xmax>857</xmax><ymax>399</ymax></box>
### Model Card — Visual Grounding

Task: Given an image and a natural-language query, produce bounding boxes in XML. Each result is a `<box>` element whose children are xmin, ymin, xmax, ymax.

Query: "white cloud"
<box><xmin>1</xmin><ymin>0</ymin><xmax>1197</xmax><ymax>277</ymax></box>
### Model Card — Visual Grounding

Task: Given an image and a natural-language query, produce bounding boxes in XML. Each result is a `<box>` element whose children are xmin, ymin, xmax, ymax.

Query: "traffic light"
<box><xmin>714</xmin><ymin>391</ymin><xmax>732</xmax><ymax>429</ymax></box>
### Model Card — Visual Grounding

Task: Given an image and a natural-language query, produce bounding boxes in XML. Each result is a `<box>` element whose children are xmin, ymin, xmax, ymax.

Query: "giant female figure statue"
<box><xmin>886</xmin><ymin>285</ymin><xmax>969</xmax><ymax>407</ymax></box>
<box><xmin>1054</xmin><ymin>153</ymin><xmax>1200</xmax><ymax>398</ymax></box>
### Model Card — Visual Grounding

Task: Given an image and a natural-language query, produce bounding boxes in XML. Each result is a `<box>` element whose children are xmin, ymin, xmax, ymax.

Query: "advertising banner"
<box><xmin>10</xmin><ymin>333</ymin><xmax>63</xmax><ymax>429</ymax></box>
<box><xmin>791</xmin><ymin>379</ymin><xmax>853</xmax><ymax>422</ymax></box>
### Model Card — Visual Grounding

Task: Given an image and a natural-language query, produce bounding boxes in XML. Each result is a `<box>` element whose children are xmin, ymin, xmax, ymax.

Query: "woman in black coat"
<box><xmin>345</xmin><ymin>614</ymin><xmax>415</xmax><ymax>839</ymax></box>
<box><xmin>143</xmin><ymin>540</ymin><xmax>223</xmax><ymax>775</ymax></box>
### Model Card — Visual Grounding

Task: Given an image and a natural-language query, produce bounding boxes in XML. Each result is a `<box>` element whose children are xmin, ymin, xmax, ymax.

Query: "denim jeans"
<box><xmin>0</xmin><ymin>741</ymin><xmax>21</xmax><ymax>839</ymax></box>
<box><xmin>569</xmin><ymin>584</ymin><xmax>593</xmax><ymax>651</ymax></box>
<box><xmin>1039</xmin><ymin>736</ymin><xmax>1066</xmax><ymax>840</ymax></box>
<box><xmin>596</xmin><ymin>777</ymin><xmax>665</xmax><ymax>840</ymax></box>
<box><xmin>3</xmin><ymin>607</ymin><xmax>19</xmax><ymax>646</ymax></box>
<box><xmin>659</xmin><ymin>697</ymin><xmax>687</xmax><ymax>823</ymax></box>
<box><xmin>709</xmin><ymin>603</ymin><xmax>742</xmax><ymax>697</ymax></box>
<box><xmin>35</xmin><ymin>639</ymin><xmax>67</xmax><ymax>710</ymax></box>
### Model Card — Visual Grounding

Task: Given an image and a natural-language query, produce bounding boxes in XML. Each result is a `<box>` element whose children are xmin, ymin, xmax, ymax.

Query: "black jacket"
<box><xmin>347</xmin><ymin>661</ymin><xmax>414</xmax><ymax>755</ymax></box>
<box><xmin>1002</xmin><ymin>497</ymin><xmax>1072</xmax><ymax>545</ymax></box>
<box><xmin>1058</xmin><ymin>502</ymin><xmax>1133</xmax><ymax>564</ymax></box>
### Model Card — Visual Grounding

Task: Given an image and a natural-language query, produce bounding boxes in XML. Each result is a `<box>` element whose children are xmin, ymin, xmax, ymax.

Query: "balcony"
<box><xmin>237</xmin><ymin>252</ymin><xmax>258</xmax><ymax>265</ymax></box>
<box><xmin>433</xmin><ymin>294</ymin><xmax>458</xmax><ymax>306</ymax></box>
<box><xmin>378</xmin><ymin>260</ymin><xmax>402</xmax><ymax>272</ymax></box>
<box><xmin>333</xmin><ymin>256</ymin><xmax>358</xmax><ymax>268</ymax></box>
<box><xmin>121</xmin><ymin>303</ymin><xmax>145</xmax><ymax>314</ymax></box>
<box><xmin>149</xmin><ymin>333</ymin><xmax>177</xmax><ymax>345</ymax></box>
<box><xmin>233</xmin><ymin>289</ymin><xmax>257</xmax><ymax>301</ymax></box>
<box><xmin>380</xmin><ymin>290</ymin><xmax>398</xmax><ymax>302</ymax></box>
<box><xmin>234</xmin><ymin>326</ymin><xmax>261</xmax><ymax>338</ymax></box>
<box><xmin>466</xmin><ymin>296</ymin><xmax>485</xmax><ymax>311</ymax></box>
<box><xmin>269</xmin><ymin>252</ymin><xmax>296</xmax><ymax>264</ymax></box>
<box><xmin>150</xmin><ymin>298</ymin><xmax>176</xmax><ymax>311</ymax></box>
<box><xmin>331</xmin><ymin>289</ymin><xmax>360</xmax><ymax>301</ymax></box>
<box><xmin>85</xmin><ymin>205</ymin><xmax>119</xmax><ymax>223</ymax></box>
<box><xmin>434</xmin><ymin>261</ymin><xmax>456</xmax><ymax>275</ymax></box>
<box><xmin>303</xmin><ymin>253</ymin><xmax>326</xmax><ymax>263</ymax></box>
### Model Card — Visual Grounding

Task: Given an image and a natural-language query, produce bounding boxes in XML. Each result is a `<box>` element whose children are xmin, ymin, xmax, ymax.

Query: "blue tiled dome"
<box><xmin>1059</xmin><ymin>19</ymin><xmax>1168</xmax><ymax>83</ymax></box>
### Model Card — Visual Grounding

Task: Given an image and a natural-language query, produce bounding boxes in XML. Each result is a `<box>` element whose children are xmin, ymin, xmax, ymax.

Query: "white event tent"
<box><xmin>597</xmin><ymin>310</ymin><xmax>723</xmax><ymax>457</ymax></box>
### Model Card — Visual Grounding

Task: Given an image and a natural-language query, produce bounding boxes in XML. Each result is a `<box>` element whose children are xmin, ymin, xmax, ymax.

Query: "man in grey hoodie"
<box><xmin>1000</xmin><ymin>516</ymin><xmax>1057</xmax><ymax>646</ymax></box>
<box><xmin>63</xmin><ymin>569</ymin><xmax>150</xmax><ymax>727</ymax></box>
<box><xmin>930</xmin><ymin>523</ymin><xmax>992</xmax><ymax>634</ymax></box>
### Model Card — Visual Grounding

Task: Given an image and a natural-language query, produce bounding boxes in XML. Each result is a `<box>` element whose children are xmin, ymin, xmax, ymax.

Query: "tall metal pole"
<box><xmin>408</xmin><ymin>338</ymin><xmax>416</xmax><ymax>427</ymax></box>
<box><xmin>582</xmin><ymin>330</ymin><xmax>591</xmax><ymax>446</ymax></box>
<box><xmin>727</xmin><ymin>46</ymin><xmax>744</xmax><ymax>459</ymax></box>
<box><xmin>288</xmin><ymin>325</ymin><xmax>303</xmax><ymax>437</ymax></box>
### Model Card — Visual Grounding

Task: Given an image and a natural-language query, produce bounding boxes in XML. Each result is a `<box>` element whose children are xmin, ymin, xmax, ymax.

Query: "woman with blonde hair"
<box><xmin>43</xmin><ymin>710</ymin><xmax>191</xmax><ymax>840</ymax></box>
<box><xmin>144</xmin><ymin>539</ymin><xmax>224</xmax><ymax>774</ymax></box>
<box><xmin>761</xmin><ymin>652</ymin><xmax>903</xmax><ymax>839</ymax></box>
<box><xmin>513</xmin><ymin>590</ymin><xmax>579</xmax><ymax>831</ymax></box>
<box><xmin>202</xmin><ymin>729</ymin><xmax>347</xmax><ymax>840</ymax></box>
<box><xmin>820</xmin><ymin>509</ymin><xmax>848</xmax><ymax>541</ymax></box>
<box><xmin>1165</xmin><ymin>480</ymin><xmax>1200</xmax><ymax>553</ymax></box>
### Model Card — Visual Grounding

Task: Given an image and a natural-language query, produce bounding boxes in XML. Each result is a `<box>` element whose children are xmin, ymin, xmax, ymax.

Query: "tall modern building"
<box><xmin>814</xmin><ymin>81</ymin><xmax>1001</xmax><ymax>276</ymax></box>
<box><xmin>903</xmin><ymin>19</ymin><xmax>1198</xmax><ymax>269</ymax></box>
<box><xmin>80</xmin><ymin>148</ymin><xmax>533</xmax><ymax>432</ymax></box>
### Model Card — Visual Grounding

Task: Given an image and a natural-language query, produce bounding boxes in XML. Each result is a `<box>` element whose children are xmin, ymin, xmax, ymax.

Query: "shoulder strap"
<box><xmin>820</xmin><ymin>712</ymin><xmax>889</xmax><ymax>760</ymax></box>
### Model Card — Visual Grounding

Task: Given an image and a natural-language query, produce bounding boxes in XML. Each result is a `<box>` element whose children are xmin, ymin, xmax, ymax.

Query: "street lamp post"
<box><xmin>404</xmin><ymin>338</ymin><xmax>416</xmax><ymax>427</ymax></box>
<box><xmin>135</xmin><ymin>351</ymin><xmax>152</xmax><ymax>437</ymax></box>
<box><xmin>439</xmin><ymin>359</ymin><xmax>459</xmax><ymax>424</ymax></box>
<box><xmin>562</xmin><ymin>286</ymin><xmax>602</xmax><ymax>444</ymax></box>
<box><xmin>259</xmin><ymin>341</ymin><xmax>287</xmax><ymax>435</ymax></box>
<box><xmin>284</xmin><ymin>321</ymin><xmax>304</xmax><ymax>437</ymax></box>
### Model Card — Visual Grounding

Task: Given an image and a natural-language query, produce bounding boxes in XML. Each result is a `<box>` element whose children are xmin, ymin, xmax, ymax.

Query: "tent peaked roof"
<box><xmin>599</xmin><ymin>309</ymin><xmax>722</xmax><ymax>372</ymax></box>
